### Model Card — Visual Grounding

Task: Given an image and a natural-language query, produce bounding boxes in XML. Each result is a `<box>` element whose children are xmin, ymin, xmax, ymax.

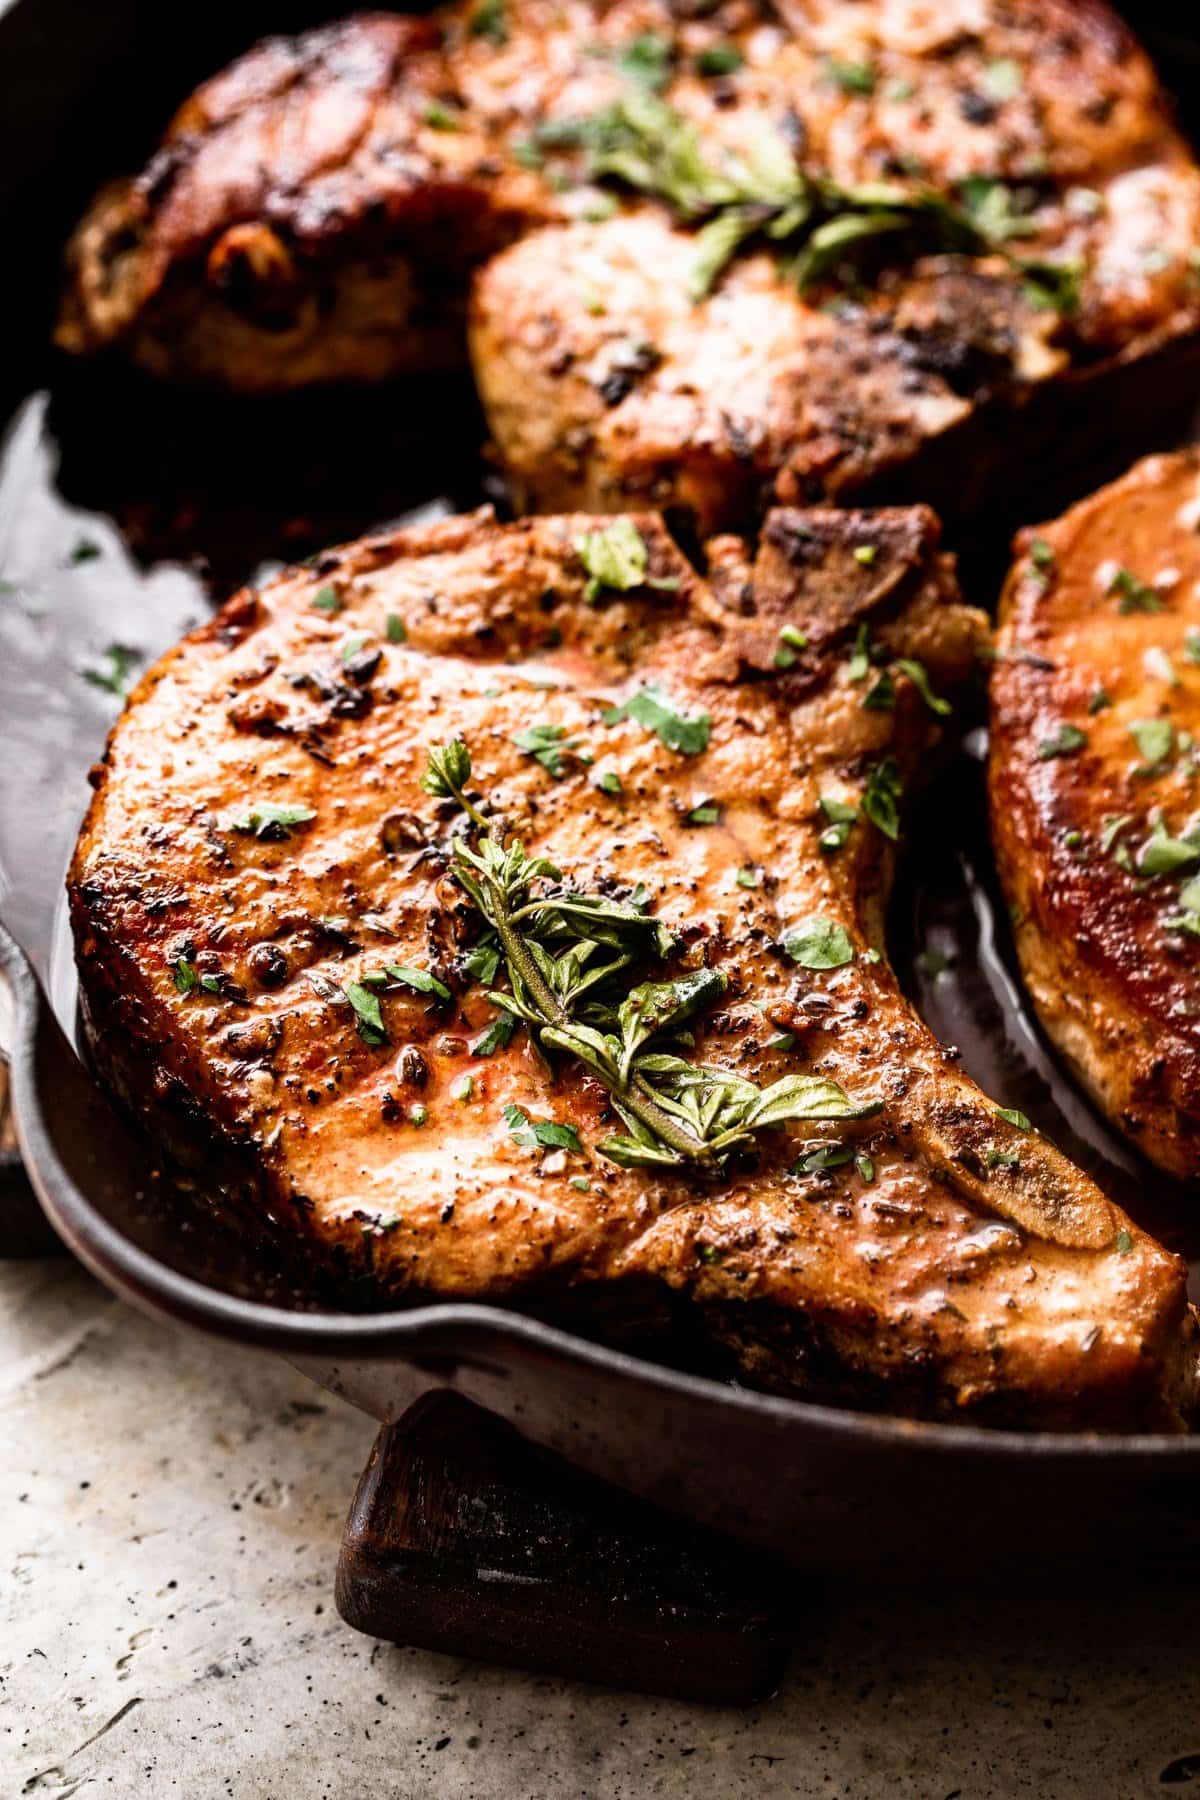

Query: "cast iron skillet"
<box><xmin>4</xmin><ymin>0</ymin><xmax>1200</xmax><ymax>1576</ymax></box>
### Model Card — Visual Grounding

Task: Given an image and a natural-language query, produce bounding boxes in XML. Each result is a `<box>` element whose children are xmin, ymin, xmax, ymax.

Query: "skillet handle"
<box><xmin>335</xmin><ymin>1390</ymin><xmax>793</xmax><ymax>1702</ymax></box>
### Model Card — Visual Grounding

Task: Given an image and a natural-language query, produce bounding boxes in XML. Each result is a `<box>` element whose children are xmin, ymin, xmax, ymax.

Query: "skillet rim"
<box><xmin>4</xmin><ymin>919</ymin><xmax>1197</xmax><ymax>1464</ymax></box>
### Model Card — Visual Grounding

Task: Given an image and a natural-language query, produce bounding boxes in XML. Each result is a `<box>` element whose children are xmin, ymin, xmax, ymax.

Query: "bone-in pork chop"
<box><xmin>58</xmin><ymin>2</ymin><xmax>1200</xmax><ymax>532</ymax></box>
<box><xmin>991</xmin><ymin>450</ymin><xmax>1200</xmax><ymax>1180</ymax></box>
<box><xmin>69</xmin><ymin>504</ymin><xmax>1198</xmax><ymax>1429</ymax></box>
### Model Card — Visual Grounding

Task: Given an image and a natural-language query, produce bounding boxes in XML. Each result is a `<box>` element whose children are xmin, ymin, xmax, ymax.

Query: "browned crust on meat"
<box><xmin>990</xmin><ymin>450</ymin><xmax>1200</xmax><ymax>1179</ymax></box>
<box><xmin>57</xmin><ymin>2</ymin><xmax>1200</xmax><ymax>528</ymax></box>
<box><xmin>69</xmin><ymin>504</ymin><xmax>1198</xmax><ymax>1429</ymax></box>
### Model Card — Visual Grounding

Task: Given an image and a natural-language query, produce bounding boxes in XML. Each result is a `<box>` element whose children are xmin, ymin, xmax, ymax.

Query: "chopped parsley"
<box><xmin>462</xmin><ymin>941</ymin><xmax>502</xmax><ymax>985</ymax></box>
<box><xmin>1036</xmin><ymin>725</ymin><xmax>1087</xmax><ymax>760</ymax></box>
<box><xmin>514</xmin><ymin>722</ymin><xmax>576</xmax><ymax>777</ymax></box>
<box><xmin>594</xmin><ymin>768</ymin><xmax>624</xmax><ymax>797</ymax></box>
<box><xmin>1114</xmin><ymin>1228</ymin><xmax>1134</xmax><ymax>1254</ymax></box>
<box><xmin>895</xmin><ymin>658</ymin><xmax>951</xmax><ymax>716</ymax></box>
<box><xmin>617</xmin><ymin>32</ymin><xmax>672</xmax><ymax>90</ymax></box>
<box><xmin>311</xmin><ymin>585</ymin><xmax>341</xmax><ymax>613</ymax></box>
<box><xmin>782</xmin><ymin>916</ymin><xmax>855</xmax><ymax>970</ymax></box>
<box><xmin>1128</xmin><ymin>718</ymin><xmax>1173</xmax><ymax>769</ymax></box>
<box><xmin>504</xmin><ymin>1104</ymin><xmax>582</xmax><ymax>1153</ymax></box>
<box><xmin>853</xmin><ymin>543</ymin><xmax>878</xmax><ymax>565</ymax></box>
<box><xmin>345</xmin><ymin>982</ymin><xmax>387</xmax><ymax>1046</ymax></box>
<box><xmin>83</xmin><ymin>644</ymin><xmax>140</xmax><ymax>698</ymax></box>
<box><xmin>385</xmin><ymin>964</ymin><xmax>452</xmax><ymax>1001</ymax></box>
<box><xmin>996</xmin><ymin>1107</ymin><xmax>1032</xmax><ymax>1130</ymax></box>
<box><xmin>735</xmin><ymin>866</ymin><xmax>760</xmax><ymax>889</ymax></box>
<box><xmin>696</xmin><ymin>44</ymin><xmax>742</xmax><ymax>77</ymax></box>
<box><xmin>603</xmin><ymin>684</ymin><xmax>711</xmax><ymax>755</ymax></box>
<box><xmin>1108</xmin><ymin>566</ymin><xmax>1162</xmax><ymax>614</ymax></box>
<box><xmin>229</xmin><ymin>802</ymin><xmax>316</xmax><ymax>839</ymax></box>
<box><xmin>862</xmin><ymin>757</ymin><xmax>903</xmax><ymax>840</ymax></box>
<box><xmin>575</xmin><ymin>517</ymin><xmax>679</xmax><ymax>603</ymax></box>
<box><xmin>386</xmin><ymin>613</ymin><xmax>407</xmax><ymax>643</ymax></box>
<box><xmin>863</xmin><ymin>669</ymin><xmax>895</xmax><ymax>712</ymax></box>
<box><xmin>468</xmin><ymin>0</ymin><xmax>507</xmax><ymax>43</ymax></box>
<box><xmin>173</xmin><ymin>957</ymin><xmax>198</xmax><ymax>995</ymax></box>
<box><xmin>825</xmin><ymin>56</ymin><xmax>876</xmax><ymax>94</ymax></box>
<box><xmin>473</xmin><ymin>1013</ymin><xmax>517</xmax><ymax>1057</ymax></box>
<box><xmin>1137</xmin><ymin>829</ymin><xmax>1200</xmax><ymax>877</ymax></box>
<box><xmin>819</xmin><ymin>795</ymin><xmax>858</xmax><ymax>852</ymax></box>
<box><xmin>423</xmin><ymin>100</ymin><xmax>461</xmax><ymax>131</ymax></box>
<box><xmin>687</xmin><ymin>800</ymin><xmax>721</xmax><ymax>825</ymax></box>
<box><xmin>69</xmin><ymin>537</ymin><xmax>102</xmax><ymax>565</ymax></box>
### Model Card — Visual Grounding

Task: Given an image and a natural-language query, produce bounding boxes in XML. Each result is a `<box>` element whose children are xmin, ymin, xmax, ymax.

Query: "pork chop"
<box><xmin>991</xmin><ymin>450</ymin><xmax>1200</xmax><ymax>1180</ymax></box>
<box><xmin>58</xmin><ymin>2</ymin><xmax>1200</xmax><ymax>532</ymax></box>
<box><xmin>69</xmin><ymin>503</ymin><xmax>1198</xmax><ymax>1429</ymax></box>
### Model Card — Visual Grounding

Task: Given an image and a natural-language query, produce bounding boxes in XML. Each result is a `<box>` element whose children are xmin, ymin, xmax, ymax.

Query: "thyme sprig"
<box><xmin>531</xmin><ymin>89</ymin><xmax>1079</xmax><ymax>306</ymax></box>
<box><xmin>422</xmin><ymin>737</ymin><xmax>877</xmax><ymax>1171</ymax></box>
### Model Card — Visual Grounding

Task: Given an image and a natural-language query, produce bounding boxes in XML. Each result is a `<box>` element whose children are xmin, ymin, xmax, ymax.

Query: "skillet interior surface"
<box><xmin>6</xmin><ymin>0</ymin><xmax>1200</xmax><ymax>1571</ymax></box>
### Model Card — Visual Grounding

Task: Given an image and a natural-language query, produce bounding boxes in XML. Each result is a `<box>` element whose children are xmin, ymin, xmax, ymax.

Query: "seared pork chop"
<box><xmin>69</xmin><ymin>504</ymin><xmax>1198</xmax><ymax>1429</ymax></box>
<box><xmin>59</xmin><ymin>2</ymin><xmax>1200</xmax><ymax>532</ymax></box>
<box><xmin>991</xmin><ymin>450</ymin><xmax>1200</xmax><ymax>1180</ymax></box>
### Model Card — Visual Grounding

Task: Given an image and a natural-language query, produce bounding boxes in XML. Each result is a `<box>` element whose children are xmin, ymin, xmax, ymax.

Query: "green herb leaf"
<box><xmin>385</xmin><ymin>964</ymin><xmax>452</xmax><ymax>1001</ymax></box>
<box><xmin>503</xmin><ymin>1104</ymin><xmax>582</xmax><ymax>1153</ymax></box>
<box><xmin>594</xmin><ymin>768</ymin><xmax>624</xmax><ymax>796</ymax></box>
<box><xmin>862</xmin><ymin>757</ymin><xmax>903</xmax><ymax>839</ymax></box>
<box><xmin>468</xmin><ymin>0</ymin><xmax>507</xmax><ymax>43</ymax></box>
<box><xmin>514</xmin><ymin>722</ymin><xmax>575</xmax><ymax>778</ymax></box>
<box><xmin>345</xmin><ymin>982</ymin><xmax>387</xmax><ymax>1046</ymax></box>
<box><xmin>1115</xmin><ymin>1228</ymin><xmax>1134</xmax><ymax>1254</ymax></box>
<box><xmin>311</xmin><ymin>584</ymin><xmax>342</xmax><ymax>614</ymax></box>
<box><xmin>1108</xmin><ymin>567</ymin><xmax>1162</xmax><ymax>614</ymax></box>
<box><xmin>1036</xmin><ymin>725</ymin><xmax>1087</xmax><ymax>761</ymax></box>
<box><xmin>687</xmin><ymin>801</ymin><xmax>720</xmax><ymax>825</ymax></box>
<box><xmin>735</xmin><ymin>867</ymin><xmax>760</xmax><ymax>889</ymax></box>
<box><xmin>1137</xmin><ymin>829</ymin><xmax>1200</xmax><ymax>876</ymax></box>
<box><xmin>603</xmin><ymin>684</ymin><xmax>711</xmax><ymax>755</ymax></box>
<box><xmin>229</xmin><ymin>802</ymin><xmax>316</xmax><ymax>839</ymax></box>
<box><xmin>423</xmin><ymin>100</ymin><xmax>461</xmax><ymax>131</ymax></box>
<box><xmin>83</xmin><ymin>644</ymin><xmax>139</xmax><ymax>697</ymax></box>
<box><xmin>996</xmin><ymin>1107</ymin><xmax>1032</xmax><ymax>1130</ymax></box>
<box><xmin>422</xmin><ymin>737</ymin><xmax>473</xmax><ymax>799</ymax></box>
<box><xmin>895</xmin><ymin>658</ymin><xmax>951</xmax><ymax>716</ymax></box>
<box><xmin>616</xmin><ymin>32</ymin><xmax>672</xmax><ymax>90</ymax></box>
<box><xmin>1128</xmin><ymin>718</ymin><xmax>1174</xmax><ymax>768</ymax></box>
<box><xmin>782</xmin><ymin>916</ymin><xmax>854</xmax><ymax>970</ymax></box>
<box><xmin>696</xmin><ymin>44</ymin><xmax>742</xmax><ymax>76</ymax></box>
<box><xmin>472</xmin><ymin>1012</ymin><xmax>517</xmax><ymax>1056</ymax></box>
<box><xmin>825</xmin><ymin>56</ymin><xmax>876</xmax><ymax>94</ymax></box>
<box><xmin>172</xmin><ymin>957</ymin><xmax>198</xmax><ymax>995</ymax></box>
<box><xmin>385</xmin><ymin>613</ymin><xmax>407</xmax><ymax>642</ymax></box>
<box><xmin>575</xmin><ymin>517</ymin><xmax>679</xmax><ymax>603</ymax></box>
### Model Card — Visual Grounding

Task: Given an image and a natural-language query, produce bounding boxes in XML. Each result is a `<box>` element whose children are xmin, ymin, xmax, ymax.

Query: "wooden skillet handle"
<box><xmin>335</xmin><ymin>1391</ymin><xmax>793</xmax><ymax>1702</ymax></box>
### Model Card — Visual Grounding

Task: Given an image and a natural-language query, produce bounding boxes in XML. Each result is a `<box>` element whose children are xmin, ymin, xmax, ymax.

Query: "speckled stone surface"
<box><xmin>3</xmin><ymin>1255</ymin><xmax>1199</xmax><ymax>1799</ymax></box>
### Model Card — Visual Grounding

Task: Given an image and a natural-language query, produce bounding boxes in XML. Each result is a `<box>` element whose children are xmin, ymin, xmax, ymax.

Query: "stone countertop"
<box><xmin>2</xmin><ymin>1256</ymin><xmax>1197</xmax><ymax>1800</ymax></box>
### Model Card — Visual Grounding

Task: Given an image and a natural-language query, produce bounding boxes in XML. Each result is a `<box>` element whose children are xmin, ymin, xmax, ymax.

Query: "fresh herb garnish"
<box><xmin>69</xmin><ymin>538</ymin><xmax>102</xmax><ymax>565</ymax></box>
<box><xmin>1115</xmin><ymin>1228</ymin><xmax>1134</xmax><ymax>1254</ymax></box>
<box><xmin>862</xmin><ymin>757</ymin><xmax>903</xmax><ymax>839</ymax></box>
<box><xmin>996</xmin><ymin>1107</ymin><xmax>1032</xmax><ymax>1130</ymax></box>
<box><xmin>504</xmin><ymin>1105</ymin><xmax>583</xmax><ymax>1153</ymax></box>
<box><xmin>311</xmin><ymin>585</ymin><xmax>342</xmax><ymax>614</ymax></box>
<box><xmin>1108</xmin><ymin>567</ymin><xmax>1162</xmax><ymax>614</ymax></box>
<box><xmin>345</xmin><ymin>982</ymin><xmax>387</xmax><ymax>1046</ymax></box>
<box><xmin>603</xmin><ymin>684</ymin><xmax>711</xmax><ymax>755</ymax></box>
<box><xmin>514</xmin><ymin>722</ymin><xmax>576</xmax><ymax>778</ymax></box>
<box><xmin>616</xmin><ymin>32</ymin><xmax>672</xmax><ymax>90</ymax></box>
<box><xmin>173</xmin><ymin>957</ymin><xmax>198</xmax><ymax>995</ymax></box>
<box><xmin>1036</xmin><ymin>725</ymin><xmax>1087</xmax><ymax>761</ymax></box>
<box><xmin>895</xmin><ymin>658</ymin><xmax>951</xmax><ymax>716</ymax></box>
<box><xmin>229</xmin><ymin>802</ymin><xmax>316</xmax><ymax>839</ymax></box>
<box><xmin>1128</xmin><ymin>718</ymin><xmax>1173</xmax><ymax>769</ymax></box>
<box><xmin>782</xmin><ymin>916</ymin><xmax>854</xmax><ymax>970</ymax></box>
<box><xmin>863</xmin><ymin>669</ymin><xmax>895</xmax><ymax>711</ymax></box>
<box><xmin>594</xmin><ymin>768</ymin><xmax>624</xmax><ymax>797</ymax></box>
<box><xmin>424</xmin><ymin>737</ymin><xmax>877</xmax><ymax>1171</ymax></box>
<box><xmin>696</xmin><ymin>44</ymin><xmax>742</xmax><ymax>77</ymax></box>
<box><xmin>385</xmin><ymin>964</ymin><xmax>452</xmax><ymax>1002</ymax></box>
<box><xmin>818</xmin><ymin>794</ymin><xmax>859</xmax><ymax>852</ymax></box>
<box><xmin>735</xmin><ymin>867</ymin><xmax>760</xmax><ymax>889</ymax></box>
<box><xmin>423</xmin><ymin>100</ymin><xmax>462</xmax><ymax>131</ymax></box>
<box><xmin>468</xmin><ymin>0</ymin><xmax>507</xmax><ymax>44</ymax></box>
<box><xmin>687</xmin><ymin>801</ymin><xmax>720</xmax><ymax>825</ymax></box>
<box><xmin>386</xmin><ymin>613</ymin><xmax>407</xmax><ymax>643</ymax></box>
<box><xmin>83</xmin><ymin>643</ymin><xmax>140</xmax><ymax>698</ymax></box>
<box><xmin>1137</xmin><ymin>828</ymin><xmax>1200</xmax><ymax>877</ymax></box>
<box><xmin>473</xmin><ymin>1012</ymin><xmax>518</xmax><ymax>1057</ymax></box>
<box><xmin>575</xmin><ymin>517</ymin><xmax>679</xmax><ymax>603</ymax></box>
<box><xmin>825</xmin><ymin>57</ymin><xmax>876</xmax><ymax>95</ymax></box>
